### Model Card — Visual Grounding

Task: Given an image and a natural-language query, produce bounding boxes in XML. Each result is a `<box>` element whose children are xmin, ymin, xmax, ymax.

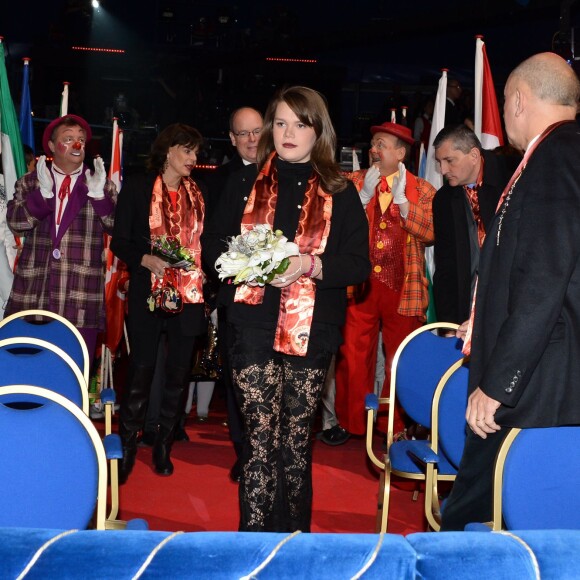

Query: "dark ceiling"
<box><xmin>2</xmin><ymin>0</ymin><xmax>579</xmax><ymax>149</ymax></box>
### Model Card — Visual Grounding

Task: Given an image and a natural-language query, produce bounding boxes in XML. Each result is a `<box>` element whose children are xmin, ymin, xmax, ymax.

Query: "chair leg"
<box><xmin>424</xmin><ymin>466</ymin><xmax>441</xmax><ymax>531</ymax></box>
<box><xmin>376</xmin><ymin>457</ymin><xmax>392</xmax><ymax>533</ymax></box>
<box><xmin>107</xmin><ymin>458</ymin><xmax>120</xmax><ymax>522</ymax></box>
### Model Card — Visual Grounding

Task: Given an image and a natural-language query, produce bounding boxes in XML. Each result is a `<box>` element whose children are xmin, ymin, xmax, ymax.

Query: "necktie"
<box><xmin>463</xmin><ymin>184</ymin><xmax>486</xmax><ymax>247</ymax></box>
<box><xmin>56</xmin><ymin>174</ymin><xmax>71</xmax><ymax>225</ymax></box>
<box><xmin>378</xmin><ymin>176</ymin><xmax>391</xmax><ymax>213</ymax></box>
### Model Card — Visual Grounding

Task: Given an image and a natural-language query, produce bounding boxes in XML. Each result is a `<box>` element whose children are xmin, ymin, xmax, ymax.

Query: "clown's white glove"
<box><xmin>392</xmin><ymin>162</ymin><xmax>409</xmax><ymax>217</ymax></box>
<box><xmin>36</xmin><ymin>155</ymin><xmax>54</xmax><ymax>199</ymax></box>
<box><xmin>85</xmin><ymin>156</ymin><xmax>106</xmax><ymax>199</ymax></box>
<box><xmin>359</xmin><ymin>165</ymin><xmax>380</xmax><ymax>207</ymax></box>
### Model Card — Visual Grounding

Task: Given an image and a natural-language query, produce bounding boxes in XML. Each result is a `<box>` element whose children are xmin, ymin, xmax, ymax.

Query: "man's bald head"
<box><xmin>503</xmin><ymin>52</ymin><xmax>580</xmax><ymax>150</ymax></box>
<box><xmin>509</xmin><ymin>52</ymin><xmax>580</xmax><ymax>108</ymax></box>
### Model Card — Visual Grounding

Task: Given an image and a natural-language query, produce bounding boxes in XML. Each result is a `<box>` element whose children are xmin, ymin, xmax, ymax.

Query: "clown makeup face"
<box><xmin>369</xmin><ymin>132</ymin><xmax>405</xmax><ymax>176</ymax></box>
<box><xmin>49</xmin><ymin>124</ymin><xmax>87</xmax><ymax>172</ymax></box>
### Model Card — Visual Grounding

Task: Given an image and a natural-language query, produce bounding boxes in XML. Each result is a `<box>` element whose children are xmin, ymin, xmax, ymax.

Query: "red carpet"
<box><xmin>114</xmin><ymin>398</ymin><xmax>427</xmax><ymax>534</ymax></box>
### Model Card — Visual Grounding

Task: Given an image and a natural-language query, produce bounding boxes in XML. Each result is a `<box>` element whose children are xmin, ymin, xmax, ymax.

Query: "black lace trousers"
<box><xmin>227</xmin><ymin>324</ymin><xmax>333</xmax><ymax>532</ymax></box>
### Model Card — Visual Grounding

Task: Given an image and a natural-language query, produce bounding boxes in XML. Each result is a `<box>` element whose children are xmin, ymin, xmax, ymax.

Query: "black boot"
<box><xmin>153</xmin><ymin>426</ymin><xmax>175</xmax><ymax>476</ymax></box>
<box><xmin>119</xmin><ymin>432</ymin><xmax>138</xmax><ymax>485</ymax></box>
<box><xmin>118</xmin><ymin>364</ymin><xmax>155</xmax><ymax>484</ymax></box>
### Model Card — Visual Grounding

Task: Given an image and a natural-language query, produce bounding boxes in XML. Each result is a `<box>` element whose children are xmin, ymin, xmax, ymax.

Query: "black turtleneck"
<box><xmin>201</xmin><ymin>154</ymin><xmax>371</xmax><ymax>344</ymax></box>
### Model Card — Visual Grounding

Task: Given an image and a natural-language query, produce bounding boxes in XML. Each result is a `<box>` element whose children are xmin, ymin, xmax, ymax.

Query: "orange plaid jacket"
<box><xmin>345</xmin><ymin>169</ymin><xmax>436</xmax><ymax>320</ymax></box>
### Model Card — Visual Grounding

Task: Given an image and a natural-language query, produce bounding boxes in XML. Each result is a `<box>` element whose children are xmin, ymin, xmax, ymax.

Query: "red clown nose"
<box><xmin>72</xmin><ymin>141</ymin><xmax>83</xmax><ymax>150</ymax></box>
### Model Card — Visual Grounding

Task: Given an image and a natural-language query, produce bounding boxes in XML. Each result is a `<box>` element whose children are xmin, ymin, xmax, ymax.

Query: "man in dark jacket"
<box><xmin>441</xmin><ymin>52</ymin><xmax>580</xmax><ymax>530</ymax></box>
<box><xmin>432</xmin><ymin>125</ymin><xmax>512</xmax><ymax>325</ymax></box>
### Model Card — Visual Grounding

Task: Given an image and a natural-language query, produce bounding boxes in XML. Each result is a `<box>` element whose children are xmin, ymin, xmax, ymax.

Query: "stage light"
<box><xmin>92</xmin><ymin>0</ymin><xmax>100</xmax><ymax>8</ymax></box>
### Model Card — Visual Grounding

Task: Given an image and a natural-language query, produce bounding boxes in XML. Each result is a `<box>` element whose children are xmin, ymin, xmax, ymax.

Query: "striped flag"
<box><xmin>19</xmin><ymin>58</ymin><xmax>34</xmax><ymax>151</ymax></box>
<box><xmin>474</xmin><ymin>36</ymin><xmax>504</xmax><ymax>150</ymax></box>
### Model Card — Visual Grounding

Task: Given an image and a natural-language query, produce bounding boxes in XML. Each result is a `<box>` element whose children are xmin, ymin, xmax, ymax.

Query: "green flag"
<box><xmin>0</xmin><ymin>37</ymin><xmax>26</xmax><ymax>200</ymax></box>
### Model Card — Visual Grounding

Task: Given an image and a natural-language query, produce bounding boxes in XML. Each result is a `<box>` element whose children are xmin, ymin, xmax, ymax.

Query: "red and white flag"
<box><xmin>103</xmin><ymin>118</ymin><xmax>127</xmax><ymax>354</ymax></box>
<box><xmin>474</xmin><ymin>36</ymin><xmax>504</xmax><ymax>150</ymax></box>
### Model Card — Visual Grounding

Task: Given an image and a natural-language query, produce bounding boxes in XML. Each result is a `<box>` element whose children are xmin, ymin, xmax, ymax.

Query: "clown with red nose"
<box><xmin>5</xmin><ymin>114</ymin><xmax>118</xmax><ymax>362</ymax></box>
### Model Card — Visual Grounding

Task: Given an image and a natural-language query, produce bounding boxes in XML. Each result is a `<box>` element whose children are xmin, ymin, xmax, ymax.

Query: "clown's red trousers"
<box><xmin>335</xmin><ymin>279</ymin><xmax>421</xmax><ymax>436</ymax></box>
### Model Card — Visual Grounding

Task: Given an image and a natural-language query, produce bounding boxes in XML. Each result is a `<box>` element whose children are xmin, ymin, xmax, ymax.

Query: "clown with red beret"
<box><xmin>5</xmin><ymin>114</ymin><xmax>118</xmax><ymax>359</ymax></box>
<box><xmin>333</xmin><ymin>122</ymin><xmax>436</xmax><ymax>440</ymax></box>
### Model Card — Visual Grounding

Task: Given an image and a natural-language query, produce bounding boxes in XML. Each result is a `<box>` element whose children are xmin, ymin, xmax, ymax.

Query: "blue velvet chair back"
<box><xmin>0</xmin><ymin>385</ymin><xmax>107</xmax><ymax>529</ymax></box>
<box><xmin>501</xmin><ymin>426</ymin><xmax>580</xmax><ymax>530</ymax></box>
<box><xmin>437</xmin><ymin>363</ymin><xmax>469</xmax><ymax>469</ymax></box>
<box><xmin>0</xmin><ymin>310</ymin><xmax>89</xmax><ymax>384</ymax></box>
<box><xmin>396</xmin><ymin>330</ymin><xmax>464</xmax><ymax>428</ymax></box>
<box><xmin>0</xmin><ymin>338</ymin><xmax>87</xmax><ymax>413</ymax></box>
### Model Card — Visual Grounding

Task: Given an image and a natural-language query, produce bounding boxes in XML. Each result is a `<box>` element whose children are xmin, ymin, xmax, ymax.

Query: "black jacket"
<box><xmin>433</xmin><ymin>149</ymin><xmax>512</xmax><ymax>324</ymax></box>
<box><xmin>470</xmin><ymin>122</ymin><xmax>580</xmax><ymax>428</ymax></box>
<box><xmin>110</xmin><ymin>172</ymin><xmax>207</xmax><ymax>336</ymax></box>
<box><xmin>201</xmin><ymin>157</ymin><xmax>370</xmax><ymax>332</ymax></box>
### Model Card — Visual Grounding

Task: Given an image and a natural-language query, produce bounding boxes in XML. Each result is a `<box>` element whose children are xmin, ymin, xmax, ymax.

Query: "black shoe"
<box><xmin>138</xmin><ymin>430</ymin><xmax>156</xmax><ymax>447</ymax></box>
<box><xmin>318</xmin><ymin>425</ymin><xmax>351</xmax><ymax>446</ymax></box>
<box><xmin>174</xmin><ymin>426</ymin><xmax>190</xmax><ymax>441</ymax></box>
<box><xmin>229</xmin><ymin>459</ymin><xmax>242</xmax><ymax>483</ymax></box>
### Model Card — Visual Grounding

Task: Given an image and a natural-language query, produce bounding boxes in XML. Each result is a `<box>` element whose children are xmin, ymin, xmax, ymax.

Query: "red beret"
<box><xmin>42</xmin><ymin>114</ymin><xmax>92</xmax><ymax>156</ymax></box>
<box><xmin>370</xmin><ymin>122</ymin><xmax>415</xmax><ymax>145</ymax></box>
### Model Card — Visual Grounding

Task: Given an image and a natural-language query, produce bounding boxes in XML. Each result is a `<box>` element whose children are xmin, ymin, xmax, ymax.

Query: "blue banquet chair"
<box><xmin>0</xmin><ymin>336</ymin><xmax>123</xmax><ymax>526</ymax></box>
<box><xmin>0</xmin><ymin>385</ymin><xmax>108</xmax><ymax>529</ymax></box>
<box><xmin>468</xmin><ymin>426</ymin><xmax>580</xmax><ymax>531</ymax></box>
<box><xmin>0</xmin><ymin>309</ymin><xmax>90</xmax><ymax>384</ymax></box>
<box><xmin>365</xmin><ymin>322</ymin><xmax>464</xmax><ymax>532</ymax></box>
<box><xmin>0</xmin><ymin>309</ymin><xmax>117</xmax><ymax>434</ymax></box>
<box><xmin>406</xmin><ymin>358</ymin><xmax>469</xmax><ymax>531</ymax></box>
<box><xmin>0</xmin><ymin>385</ymin><xmax>146</xmax><ymax>531</ymax></box>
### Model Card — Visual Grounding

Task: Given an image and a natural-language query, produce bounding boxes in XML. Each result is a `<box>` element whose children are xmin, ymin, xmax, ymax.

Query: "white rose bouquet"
<box><xmin>215</xmin><ymin>224</ymin><xmax>299</xmax><ymax>286</ymax></box>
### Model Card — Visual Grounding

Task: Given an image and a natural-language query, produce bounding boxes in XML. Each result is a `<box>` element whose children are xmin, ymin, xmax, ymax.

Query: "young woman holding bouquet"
<box><xmin>111</xmin><ymin>124</ymin><xmax>207</xmax><ymax>482</ymax></box>
<box><xmin>203</xmin><ymin>86</ymin><xmax>370</xmax><ymax>532</ymax></box>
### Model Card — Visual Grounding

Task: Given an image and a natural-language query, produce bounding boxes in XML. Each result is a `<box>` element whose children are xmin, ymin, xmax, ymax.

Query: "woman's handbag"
<box><xmin>147</xmin><ymin>268</ymin><xmax>183</xmax><ymax>315</ymax></box>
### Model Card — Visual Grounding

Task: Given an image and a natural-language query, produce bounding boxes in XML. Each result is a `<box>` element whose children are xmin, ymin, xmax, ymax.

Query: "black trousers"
<box><xmin>121</xmin><ymin>307</ymin><xmax>201</xmax><ymax>435</ymax></box>
<box><xmin>227</xmin><ymin>323</ymin><xmax>334</xmax><ymax>533</ymax></box>
<box><xmin>440</xmin><ymin>428</ymin><xmax>508</xmax><ymax>531</ymax></box>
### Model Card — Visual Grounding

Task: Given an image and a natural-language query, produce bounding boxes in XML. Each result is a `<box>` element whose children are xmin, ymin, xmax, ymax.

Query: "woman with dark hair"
<box><xmin>203</xmin><ymin>86</ymin><xmax>370</xmax><ymax>532</ymax></box>
<box><xmin>111</xmin><ymin>124</ymin><xmax>207</xmax><ymax>482</ymax></box>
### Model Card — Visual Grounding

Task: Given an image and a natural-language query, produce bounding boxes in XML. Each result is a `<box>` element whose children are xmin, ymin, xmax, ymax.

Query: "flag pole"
<box><xmin>60</xmin><ymin>81</ymin><xmax>70</xmax><ymax>116</ymax></box>
<box><xmin>19</xmin><ymin>57</ymin><xmax>34</xmax><ymax>151</ymax></box>
<box><xmin>474</xmin><ymin>35</ymin><xmax>484</xmax><ymax>140</ymax></box>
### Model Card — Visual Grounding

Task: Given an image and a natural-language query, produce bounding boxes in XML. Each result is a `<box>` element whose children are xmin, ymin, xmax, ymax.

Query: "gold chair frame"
<box><xmin>365</xmin><ymin>321</ymin><xmax>460</xmax><ymax>533</ymax></box>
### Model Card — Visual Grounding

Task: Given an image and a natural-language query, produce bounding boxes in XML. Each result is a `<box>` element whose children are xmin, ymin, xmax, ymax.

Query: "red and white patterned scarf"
<box><xmin>234</xmin><ymin>152</ymin><xmax>333</xmax><ymax>356</ymax></box>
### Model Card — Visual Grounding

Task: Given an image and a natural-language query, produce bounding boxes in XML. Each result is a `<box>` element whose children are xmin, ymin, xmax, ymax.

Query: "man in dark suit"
<box><xmin>441</xmin><ymin>52</ymin><xmax>580</xmax><ymax>530</ymax></box>
<box><xmin>432</xmin><ymin>125</ymin><xmax>511</xmax><ymax>325</ymax></box>
<box><xmin>204</xmin><ymin>107</ymin><xmax>263</xmax><ymax>219</ymax></box>
<box><xmin>204</xmin><ymin>106</ymin><xmax>263</xmax><ymax>482</ymax></box>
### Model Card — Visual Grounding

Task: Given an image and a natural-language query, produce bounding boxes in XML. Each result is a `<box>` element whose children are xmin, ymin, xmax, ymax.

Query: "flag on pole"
<box><xmin>0</xmin><ymin>38</ymin><xmax>26</xmax><ymax>199</ymax></box>
<box><xmin>60</xmin><ymin>81</ymin><xmax>70</xmax><ymax>117</ymax></box>
<box><xmin>352</xmin><ymin>147</ymin><xmax>360</xmax><ymax>171</ymax></box>
<box><xmin>103</xmin><ymin>119</ymin><xmax>127</xmax><ymax>354</ymax></box>
<box><xmin>474</xmin><ymin>36</ymin><xmax>504</xmax><ymax>150</ymax></box>
<box><xmin>424</xmin><ymin>68</ymin><xmax>447</xmax><ymax>191</ymax></box>
<box><xmin>390</xmin><ymin>108</ymin><xmax>397</xmax><ymax>123</ymax></box>
<box><xmin>19</xmin><ymin>57</ymin><xmax>33</xmax><ymax>151</ymax></box>
<box><xmin>423</xmin><ymin>68</ymin><xmax>448</xmax><ymax>322</ymax></box>
<box><xmin>0</xmin><ymin>37</ymin><xmax>26</xmax><ymax>316</ymax></box>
